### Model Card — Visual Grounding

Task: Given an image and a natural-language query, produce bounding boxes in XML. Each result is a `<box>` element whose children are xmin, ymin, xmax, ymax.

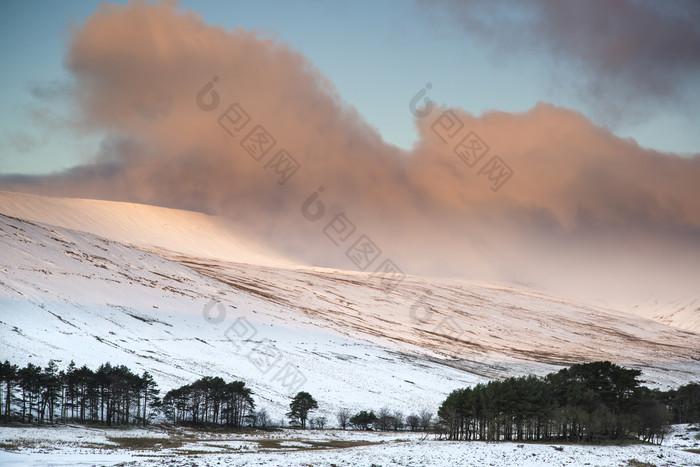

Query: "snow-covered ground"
<box><xmin>0</xmin><ymin>424</ymin><xmax>699</xmax><ymax>466</ymax></box>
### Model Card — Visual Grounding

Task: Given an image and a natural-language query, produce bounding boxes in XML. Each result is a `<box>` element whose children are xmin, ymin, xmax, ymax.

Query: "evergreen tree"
<box><xmin>286</xmin><ymin>391</ymin><xmax>318</xmax><ymax>429</ymax></box>
<box><xmin>0</xmin><ymin>361</ymin><xmax>18</xmax><ymax>421</ymax></box>
<box><xmin>350</xmin><ymin>410</ymin><xmax>377</xmax><ymax>430</ymax></box>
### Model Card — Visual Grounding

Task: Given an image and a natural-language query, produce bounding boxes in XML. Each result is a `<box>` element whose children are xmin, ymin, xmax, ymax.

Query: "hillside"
<box><xmin>1</xmin><ymin>191</ymin><xmax>699</xmax><ymax>422</ymax></box>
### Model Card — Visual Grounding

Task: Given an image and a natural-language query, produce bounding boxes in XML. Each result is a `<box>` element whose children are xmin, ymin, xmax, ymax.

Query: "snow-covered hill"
<box><xmin>0</xmin><ymin>190</ymin><xmax>296</xmax><ymax>268</ymax></box>
<box><xmin>3</xmin><ymin>190</ymin><xmax>699</xmax><ymax>334</ymax></box>
<box><xmin>1</xmin><ymin>191</ymin><xmax>699</xmax><ymax>422</ymax></box>
<box><xmin>629</xmin><ymin>296</ymin><xmax>700</xmax><ymax>334</ymax></box>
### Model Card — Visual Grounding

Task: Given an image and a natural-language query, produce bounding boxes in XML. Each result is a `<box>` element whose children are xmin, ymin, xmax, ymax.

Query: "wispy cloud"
<box><xmin>421</xmin><ymin>0</ymin><xmax>700</xmax><ymax>125</ymax></box>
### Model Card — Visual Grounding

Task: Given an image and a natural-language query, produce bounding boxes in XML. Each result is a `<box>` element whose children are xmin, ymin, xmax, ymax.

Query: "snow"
<box><xmin>1</xmin><ymin>190</ymin><xmax>700</xmax><ymax>465</ymax></box>
<box><xmin>629</xmin><ymin>296</ymin><xmax>700</xmax><ymax>334</ymax></box>
<box><xmin>0</xmin><ymin>212</ymin><xmax>487</xmax><ymax>420</ymax></box>
<box><xmin>1</xmin><ymin>192</ymin><xmax>700</xmax><ymax>425</ymax></box>
<box><xmin>0</xmin><ymin>190</ymin><xmax>297</xmax><ymax>268</ymax></box>
<box><xmin>1</xmin><ymin>424</ymin><xmax>699</xmax><ymax>466</ymax></box>
<box><xmin>2</xmin><ymin>190</ymin><xmax>698</xmax><ymax>333</ymax></box>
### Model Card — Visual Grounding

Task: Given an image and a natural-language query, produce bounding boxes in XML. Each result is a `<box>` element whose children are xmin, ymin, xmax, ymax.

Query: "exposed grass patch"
<box><xmin>255</xmin><ymin>438</ymin><xmax>379</xmax><ymax>452</ymax></box>
<box><xmin>625</xmin><ymin>460</ymin><xmax>656</xmax><ymax>467</ymax></box>
<box><xmin>306</xmin><ymin>439</ymin><xmax>380</xmax><ymax>450</ymax></box>
<box><xmin>0</xmin><ymin>441</ymin><xmax>24</xmax><ymax>451</ymax></box>
<box><xmin>256</xmin><ymin>439</ymin><xmax>285</xmax><ymax>450</ymax></box>
<box><xmin>107</xmin><ymin>436</ymin><xmax>183</xmax><ymax>451</ymax></box>
<box><xmin>174</xmin><ymin>449</ymin><xmax>228</xmax><ymax>455</ymax></box>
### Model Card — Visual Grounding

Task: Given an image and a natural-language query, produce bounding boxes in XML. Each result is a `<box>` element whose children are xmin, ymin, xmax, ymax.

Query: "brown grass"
<box><xmin>625</xmin><ymin>459</ymin><xmax>656</xmax><ymax>467</ymax></box>
<box><xmin>107</xmin><ymin>436</ymin><xmax>183</xmax><ymax>451</ymax></box>
<box><xmin>255</xmin><ymin>438</ymin><xmax>379</xmax><ymax>452</ymax></box>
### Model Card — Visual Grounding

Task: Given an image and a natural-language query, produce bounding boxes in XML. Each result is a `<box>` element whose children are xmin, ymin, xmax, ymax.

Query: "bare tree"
<box><xmin>419</xmin><ymin>409</ymin><xmax>433</xmax><ymax>431</ymax></box>
<box><xmin>336</xmin><ymin>407</ymin><xmax>351</xmax><ymax>429</ymax></box>
<box><xmin>256</xmin><ymin>408</ymin><xmax>270</xmax><ymax>428</ymax></box>
<box><xmin>407</xmin><ymin>414</ymin><xmax>420</xmax><ymax>431</ymax></box>
<box><xmin>377</xmin><ymin>407</ymin><xmax>393</xmax><ymax>431</ymax></box>
<box><xmin>391</xmin><ymin>410</ymin><xmax>404</xmax><ymax>431</ymax></box>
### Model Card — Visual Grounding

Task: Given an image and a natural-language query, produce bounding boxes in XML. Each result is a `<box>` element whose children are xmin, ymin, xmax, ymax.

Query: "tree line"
<box><xmin>161</xmin><ymin>376</ymin><xmax>255</xmax><ymax>428</ymax></box>
<box><xmin>331</xmin><ymin>407</ymin><xmax>434</xmax><ymax>432</ymax></box>
<box><xmin>0</xmin><ymin>360</ymin><xmax>158</xmax><ymax>426</ymax></box>
<box><xmin>2</xmin><ymin>358</ymin><xmax>697</xmax><ymax>445</ymax></box>
<box><xmin>437</xmin><ymin>361</ymin><xmax>700</xmax><ymax>444</ymax></box>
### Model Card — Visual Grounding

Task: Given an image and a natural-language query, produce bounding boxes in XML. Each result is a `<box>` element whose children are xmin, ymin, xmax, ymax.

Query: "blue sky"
<box><xmin>1</xmin><ymin>0</ymin><xmax>698</xmax><ymax>175</ymax></box>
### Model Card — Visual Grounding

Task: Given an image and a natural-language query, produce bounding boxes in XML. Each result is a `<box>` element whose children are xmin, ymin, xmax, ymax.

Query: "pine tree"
<box><xmin>0</xmin><ymin>361</ymin><xmax>18</xmax><ymax>421</ymax></box>
<box><xmin>286</xmin><ymin>391</ymin><xmax>318</xmax><ymax>429</ymax></box>
<box><xmin>140</xmin><ymin>371</ymin><xmax>159</xmax><ymax>426</ymax></box>
<box><xmin>349</xmin><ymin>410</ymin><xmax>376</xmax><ymax>431</ymax></box>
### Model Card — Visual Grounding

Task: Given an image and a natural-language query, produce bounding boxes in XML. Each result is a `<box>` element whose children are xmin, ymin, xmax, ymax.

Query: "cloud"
<box><xmin>421</xmin><ymin>0</ymin><xmax>700</xmax><ymax>125</ymax></box>
<box><xmin>28</xmin><ymin>80</ymin><xmax>73</xmax><ymax>101</ymax></box>
<box><xmin>1</xmin><ymin>130</ymin><xmax>42</xmax><ymax>154</ymax></box>
<box><xmin>1</xmin><ymin>0</ymin><xmax>698</xmax><ymax>306</ymax></box>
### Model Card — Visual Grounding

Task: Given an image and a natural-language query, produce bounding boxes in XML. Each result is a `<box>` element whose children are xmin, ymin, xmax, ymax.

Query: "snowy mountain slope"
<box><xmin>2</xmin><ymin>190</ymin><xmax>698</xmax><ymax>334</ymax></box>
<box><xmin>173</xmin><ymin>257</ymin><xmax>700</xmax><ymax>383</ymax></box>
<box><xmin>0</xmin><ymin>213</ymin><xmax>488</xmax><ymax>420</ymax></box>
<box><xmin>0</xmin><ymin>190</ymin><xmax>297</xmax><ymax>268</ymax></box>
<box><xmin>1</xmin><ymin>192</ymin><xmax>700</xmax><ymax>423</ymax></box>
<box><xmin>629</xmin><ymin>296</ymin><xmax>700</xmax><ymax>334</ymax></box>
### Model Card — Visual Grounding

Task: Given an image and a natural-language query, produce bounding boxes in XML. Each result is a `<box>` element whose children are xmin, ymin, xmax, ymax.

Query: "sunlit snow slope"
<box><xmin>1</xmin><ymin>191</ymin><xmax>699</xmax><ymax>421</ymax></box>
<box><xmin>0</xmin><ymin>190</ymin><xmax>296</xmax><ymax>268</ymax></box>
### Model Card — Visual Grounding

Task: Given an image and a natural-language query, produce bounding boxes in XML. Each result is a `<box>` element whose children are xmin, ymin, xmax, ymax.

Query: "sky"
<box><xmin>0</xmin><ymin>0</ymin><xmax>698</xmax><ymax>307</ymax></box>
<box><xmin>1</xmin><ymin>0</ymin><xmax>699</xmax><ymax>176</ymax></box>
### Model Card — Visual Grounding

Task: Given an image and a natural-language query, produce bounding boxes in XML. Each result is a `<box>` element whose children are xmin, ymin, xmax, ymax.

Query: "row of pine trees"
<box><xmin>161</xmin><ymin>377</ymin><xmax>255</xmax><ymax>428</ymax></box>
<box><xmin>437</xmin><ymin>361</ymin><xmax>700</xmax><ymax>444</ymax></box>
<box><xmin>0</xmin><ymin>360</ymin><xmax>158</xmax><ymax>426</ymax></box>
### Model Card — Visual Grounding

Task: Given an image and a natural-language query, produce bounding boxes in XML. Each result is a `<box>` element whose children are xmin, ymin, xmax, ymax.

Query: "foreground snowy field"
<box><xmin>1</xmin><ymin>424</ymin><xmax>699</xmax><ymax>466</ymax></box>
